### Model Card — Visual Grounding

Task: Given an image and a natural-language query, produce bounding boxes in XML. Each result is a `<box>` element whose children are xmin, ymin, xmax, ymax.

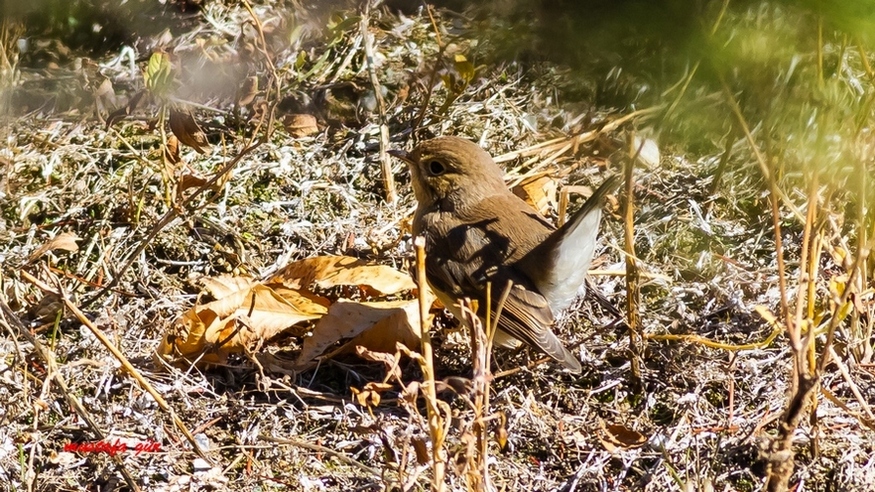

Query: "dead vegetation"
<box><xmin>1</xmin><ymin>1</ymin><xmax>874</xmax><ymax>491</ymax></box>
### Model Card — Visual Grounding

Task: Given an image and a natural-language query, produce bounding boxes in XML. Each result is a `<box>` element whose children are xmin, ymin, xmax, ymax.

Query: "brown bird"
<box><xmin>393</xmin><ymin>136</ymin><xmax>618</xmax><ymax>373</ymax></box>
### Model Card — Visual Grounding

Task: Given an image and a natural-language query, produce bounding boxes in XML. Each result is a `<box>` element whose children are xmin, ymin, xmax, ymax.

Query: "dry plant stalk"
<box><xmin>360</xmin><ymin>4</ymin><xmax>396</xmax><ymax>203</ymax></box>
<box><xmin>459</xmin><ymin>298</ymin><xmax>491</xmax><ymax>491</ymax></box>
<box><xmin>724</xmin><ymin>83</ymin><xmax>817</xmax><ymax>490</ymax></box>
<box><xmin>413</xmin><ymin>237</ymin><xmax>447</xmax><ymax>491</ymax></box>
<box><xmin>721</xmin><ymin>79</ymin><xmax>874</xmax><ymax>491</ymax></box>
<box><xmin>624</xmin><ymin>132</ymin><xmax>643</xmax><ymax>389</ymax></box>
<box><xmin>458</xmin><ymin>281</ymin><xmax>510</xmax><ymax>491</ymax></box>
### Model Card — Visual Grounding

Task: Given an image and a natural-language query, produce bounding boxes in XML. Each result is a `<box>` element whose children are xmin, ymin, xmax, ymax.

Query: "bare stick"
<box><xmin>413</xmin><ymin>237</ymin><xmax>446</xmax><ymax>491</ymax></box>
<box><xmin>361</xmin><ymin>4</ymin><xmax>396</xmax><ymax>203</ymax></box>
<box><xmin>624</xmin><ymin>132</ymin><xmax>642</xmax><ymax>390</ymax></box>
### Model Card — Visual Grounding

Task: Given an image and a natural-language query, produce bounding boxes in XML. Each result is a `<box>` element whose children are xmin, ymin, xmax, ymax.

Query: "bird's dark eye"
<box><xmin>428</xmin><ymin>160</ymin><xmax>446</xmax><ymax>175</ymax></box>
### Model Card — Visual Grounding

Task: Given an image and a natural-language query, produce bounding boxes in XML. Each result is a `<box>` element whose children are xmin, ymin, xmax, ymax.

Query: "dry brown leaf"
<box><xmin>157</xmin><ymin>278</ymin><xmax>327</xmax><ymax>366</ymax></box>
<box><xmin>164</xmin><ymin>135</ymin><xmax>180</xmax><ymax>164</ymax></box>
<box><xmin>269</xmin><ymin>255</ymin><xmax>417</xmax><ymax>297</ymax></box>
<box><xmin>355</xmin><ymin>345</ymin><xmax>403</xmax><ymax>381</ymax></box>
<box><xmin>169</xmin><ymin>107</ymin><xmax>210</xmax><ymax>154</ymax></box>
<box><xmin>293</xmin><ymin>295</ymin><xmax>433</xmax><ymax>371</ymax></box>
<box><xmin>350</xmin><ymin>382</ymin><xmax>394</xmax><ymax>409</ymax></box>
<box><xmin>237</xmin><ymin>75</ymin><xmax>259</xmax><ymax>106</ymax></box>
<box><xmin>411</xmin><ymin>437</ymin><xmax>430</xmax><ymax>465</ymax></box>
<box><xmin>513</xmin><ymin>175</ymin><xmax>557</xmax><ymax>215</ymax></box>
<box><xmin>598</xmin><ymin>420</ymin><xmax>647</xmax><ymax>453</ymax></box>
<box><xmin>283</xmin><ymin>113</ymin><xmax>319</xmax><ymax>137</ymax></box>
<box><xmin>177</xmin><ymin>174</ymin><xmax>213</xmax><ymax>195</ymax></box>
<box><xmin>28</xmin><ymin>232</ymin><xmax>81</xmax><ymax>262</ymax></box>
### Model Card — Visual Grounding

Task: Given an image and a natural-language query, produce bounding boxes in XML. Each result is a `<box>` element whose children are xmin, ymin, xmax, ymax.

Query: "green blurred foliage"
<box><xmin>461</xmin><ymin>0</ymin><xmax>875</xmax><ymax>176</ymax></box>
<box><xmin>4</xmin><ymin>0</ymin><xmax>198</xmax><ymax>57</ymax></box>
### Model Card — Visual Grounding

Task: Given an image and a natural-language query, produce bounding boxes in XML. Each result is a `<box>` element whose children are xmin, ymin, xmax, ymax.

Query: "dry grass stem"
<box><xmin>361</xmin><ymin>5</ymin><xmax>396</xmax><ymax>203</ymax></box>
<box><xmin>414</xmin><ymin>236</ymin><xmax>447</xmax><ymax>491</ymax></box>
<box><xmin>624</xmin><ymin>132</ymin><xmax>642</xmax><ymax>388</ymax></box>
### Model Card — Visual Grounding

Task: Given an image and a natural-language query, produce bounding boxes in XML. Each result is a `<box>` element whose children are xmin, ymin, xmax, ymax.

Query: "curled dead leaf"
<box><xmin>156</xmin><ymin>276</ymin><xmax>327</xmax><ymax>367</ymax></box>
<box><xmin>28</xmin><ymin>232</ymin><xmax>80</xmax><ymax>263</ymax></box>
<box><xmin>169</xmin><ymin>107</ymin><xmax>210</xmax><ymax>154</ymax></box>
<box><xmin>164</xmin><ymin>135</ymin><xmax>180</xmax><ymax>164</ymax></box>
<box><xmin>351</xmin><ymin>382</ymin><xmax>394</xmax><ymax>409</ymax></box>
<box><xmin>597</xmin><ymin>420</ymin><xmax>647</xmax><ymax>453</ymax></box>
<box><xmin>411</xmin><ymin>437</ymin><xmax>430</xmax><ymax>465</ymax></box>
<box><xmin>177</xmin><ymin>173</ymin><xmax>220</xmax><ymax>196</ymax></box>
<box><xmin>269</xmin><ymin>255</ymin><xmax>417</xmax><ymax>297</ymax></box>
<box><xmin>237</xmin><ymin>75</ymin><xmax>258</xmax><ymax>106</ymax></box>
<box><xmin>496</xmin><ymin>411</ymin><xmax>509</xmax><ymax>451</ymax></box>
<box><xmin>356</xmin><ymin>346</ymin><xmax>403</xmax><ymax>381</ymax></box>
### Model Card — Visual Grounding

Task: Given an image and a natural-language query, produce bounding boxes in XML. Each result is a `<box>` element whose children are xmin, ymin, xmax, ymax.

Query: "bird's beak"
<box><xmin>388</xmin><ymin>149</ymin><xmax>414</xmax><ymax>165</ymax></box>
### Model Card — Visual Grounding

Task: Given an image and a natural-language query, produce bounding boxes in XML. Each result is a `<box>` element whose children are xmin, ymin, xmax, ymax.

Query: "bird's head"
<box><xmin>391</xmin><ymin>136</ymin><xmax>507</xmax><ymax>209</ymax></box>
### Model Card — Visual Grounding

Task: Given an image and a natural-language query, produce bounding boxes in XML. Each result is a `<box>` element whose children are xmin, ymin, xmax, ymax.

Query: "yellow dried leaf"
<box><xmin>513</xmin><ymin>175</ymin><xmax>557</xmax><ymax>215</ymax></box>
<box><xmin>293</xmin><ymin>294</ymin><xmax>433</xmax><ymax>371</ymax></box>
<box><xmin>496</xmin><ymin>411</ymin><xmax>508</xmax><ymax>451</ymax></box>
<box><xmin>157</xmin><ymin>279</ymin><xmax>326</xmax><ymax>367</ymax></box>
<box><xmin>269</xmin><ymin>255</ymin><xmax>416</xmax><ymax>297</ymax></box>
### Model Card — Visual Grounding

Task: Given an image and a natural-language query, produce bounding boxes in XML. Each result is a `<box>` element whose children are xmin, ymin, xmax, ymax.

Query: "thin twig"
<box><xmin>361</xmin><ymin>4</ymin><xmax>396</xmax><ymax>203</ymax></box>
<box><xmin>624</xmin><ymin>131</ymin><xmax>642</xmax><ymax>390</ymax></box>
<box><xmin>413</xmin><ymin>236</ymin><xmax>446</xmax><ymax>491</ymax></box>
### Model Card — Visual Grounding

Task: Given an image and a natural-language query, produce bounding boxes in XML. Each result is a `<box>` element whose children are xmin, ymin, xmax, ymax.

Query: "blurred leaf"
<box><xmin>327</xmin><ymin>14</ymin><xmax>361</xmax><ymax>47</ymax></box>
<box><xmin>454</xmin><ymin>54</ymin><xmax>476</xmax><ymax>84</ymax></box>
<box><xmin>236</xmin><ymin>76</ymin><xmax>258</xmax><ymax>107</ymax></box>
<box><xmin>27</xmin><ymin>232</ymin><xmax>80</xmax><ymax>262</ymax></box>
<box><xmin>283</xmin><ymin>113</ymin><xmax>319</xmax><ymax>138</ymax></box>
<box><xmin>163</xmin><ymin>135</ymin><xmax>180</xmax><ymax>164</ymax></box>
<box><xmin>144</xmin><ymin>51</ymin><xmax>172</xmax><ymax>97</ymax></box>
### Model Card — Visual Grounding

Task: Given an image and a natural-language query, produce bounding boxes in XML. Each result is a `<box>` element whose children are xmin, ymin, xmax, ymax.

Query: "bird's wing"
<box><xmin>421</xmin><ymin>196</ymin><xmax>581</xmax><ymax>372</ymax></box>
